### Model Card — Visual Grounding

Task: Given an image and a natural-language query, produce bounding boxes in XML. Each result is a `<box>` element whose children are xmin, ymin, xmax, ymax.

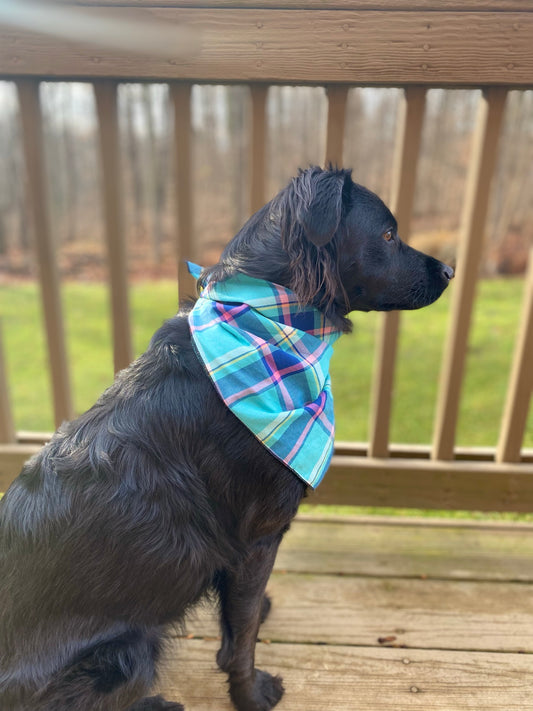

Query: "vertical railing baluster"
<box><xmin>368</xmin><ymin>87</ymin><xmax>427</xmax><ymax>458</ymax></box>
<box><xmin>94</xmin><ymin>80</ymin><xmax>133</xmax><ymax>374</ymax></box>
<box><xmin>170</xmin><ymin>82</ymin><xmax>195</xmax><ymax>300</ymax></box>
<box><xmin>432</xmin><ymin>88</ymin><xmax>508</xmax><ymax>461</ymax></box>
<box><xmin>249</xmin><ymin>84</ymin><xmax>268</xmax><ymax>214</ymax></box>
<box><xmin>496</xmin><ymin>248</ymin><xmax>533</xmax><ymax>463</ymax></box>
<box><xmin>0</xmin><ymin>322</ymin><xmax>16</xmax><ymax>443</ymax></box>
<box><xmin>16</xmin><ymin>79</ymin><xmax>73</xmax><ymax>427</ymax></box>
<box><xmin>325</xmin><ymin>85</ymin><xmax>348</xmax><ymax>166</ymax></box>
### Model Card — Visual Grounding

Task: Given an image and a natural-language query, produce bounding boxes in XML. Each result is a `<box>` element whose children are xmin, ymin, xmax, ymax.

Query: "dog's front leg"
<box><xmin>216</xmin><ymin>536</ymin><xmax>284</xmax><ymax>711</ymax></box>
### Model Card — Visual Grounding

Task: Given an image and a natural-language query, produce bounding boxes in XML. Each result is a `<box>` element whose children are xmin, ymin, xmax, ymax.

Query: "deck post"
<box><xmin>432</xmin><ymin>88</ymin><xmax>508</xmax><ymax>461</ymax></box>
<box><xmin>0</xmin><ymin>322</ymin><xmax>16</xmax><ymax>444</ymax></box>
<box><xmin>170</xmin><ymin>82</ymin><xmax>196</xmax><ymax>301</ymax></box>
<box><xmin>249</xmin><ymin>84</ymin><xmax>268</xmax><ymax>214</ymax></box>
<box><xmin>368</xmin><ymin>87</ymin><xmax>427</xmax><ymax>458</ymax></box>
<box><xmin>325</xmin><ymin>85</ymin><xmax>348</xmax><ymax>167</ymax></box>
<box><xmin>16</xmin><ymin>79</ymin><xmax>73</xmax><ymax>427</ymax></box>
<box><xmin>496</xmin><ymin>248</ymin><xmax>533</xmax><ymax>463</ymax></box>
<box><xmin>94</xmin><ymin>80</ymin><xmax>133</xmax><ymax>374</ymax></box>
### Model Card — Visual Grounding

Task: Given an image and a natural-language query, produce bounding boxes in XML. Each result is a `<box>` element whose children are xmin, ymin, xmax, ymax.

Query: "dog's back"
<box><xmin>0</xmin><ymin>313</ymin><xmax>303</xmax><ymax>710</ymax></box>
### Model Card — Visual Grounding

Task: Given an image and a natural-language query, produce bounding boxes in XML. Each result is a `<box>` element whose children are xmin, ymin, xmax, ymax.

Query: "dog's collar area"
<box><xmin>187</xmin><ymin>262</ymin><xmax>340</xmax><ymax>343</ymax></box>
<box><xmin>187</xmin><ymin>263</ymin><xmax>341</xmax><ymax>488</ymax></box>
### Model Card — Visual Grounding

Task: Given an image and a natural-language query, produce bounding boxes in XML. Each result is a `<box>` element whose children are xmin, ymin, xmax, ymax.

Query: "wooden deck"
<box><xmin>157</xmin><ymin>514</ymin><xmax>533</xmax><ymax>710</ymax></box>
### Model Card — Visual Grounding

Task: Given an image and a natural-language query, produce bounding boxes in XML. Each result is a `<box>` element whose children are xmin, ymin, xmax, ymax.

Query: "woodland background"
<box><xmin>0</xmin><ymin>82</ymin><xmax>532</xmax><ymax>283</ymax></box>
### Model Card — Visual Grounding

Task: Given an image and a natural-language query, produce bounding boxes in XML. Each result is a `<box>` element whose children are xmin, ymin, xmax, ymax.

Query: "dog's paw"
<box><xmin>253</xmin><ymin>669</ymin><xmax>284</xmax><ymax>710</ymax></box>
<box><xmin>260</xmin><ymin>594</ymin><xmax>272</xmax><ymax>624</ymax></box>
<box><xmin>230</xmin><ymin>669</ymin><xmax>284</xmax><ymax>711</ymax></box>
<box><xmin>128</xmin><ymin>695</ymin><xmax>185</xmax><ymax>710</ymax></box>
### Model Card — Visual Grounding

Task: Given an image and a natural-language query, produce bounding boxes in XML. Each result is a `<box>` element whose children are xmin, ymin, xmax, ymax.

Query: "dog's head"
<box><xmin>205</xmin><ymin>166</ymin><xmax>454</xmax><ymax>331</ymax></box>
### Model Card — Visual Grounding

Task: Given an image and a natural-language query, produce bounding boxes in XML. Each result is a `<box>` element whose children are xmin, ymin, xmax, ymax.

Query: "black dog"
<box><xmin>0</xmin><ymin>166</ymin><xmax>453</xmax><ymax>711</ymax></box>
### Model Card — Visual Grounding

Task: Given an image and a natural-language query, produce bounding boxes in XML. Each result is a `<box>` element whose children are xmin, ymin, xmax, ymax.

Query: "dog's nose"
<box><xmin>442</xmin><ymin>264</ymin><xmax>455</xmax><ymax>282</ymax></box>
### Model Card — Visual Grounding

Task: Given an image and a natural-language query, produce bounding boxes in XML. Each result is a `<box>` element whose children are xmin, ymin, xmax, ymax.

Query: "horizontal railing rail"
<box><xmin>0</xmin><ymin>1</ymin><xmax>532</xmax><ymax>510</ymax></box>
<box><xmin>1</xmin><ymin>4</ymin><xmax>533</xmax><ymax>86</ymax></box>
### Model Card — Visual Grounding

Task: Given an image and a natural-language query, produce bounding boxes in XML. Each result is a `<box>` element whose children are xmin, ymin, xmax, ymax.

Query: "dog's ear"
<box><xmin>278</xmin><ymin>167</ymin><xmax>352</xmax><ymax>323</ymax></box>
<box><xmin>294</xmin><ymin>167</ymin><xmax>348</xmax><ymax>247</ymax></box>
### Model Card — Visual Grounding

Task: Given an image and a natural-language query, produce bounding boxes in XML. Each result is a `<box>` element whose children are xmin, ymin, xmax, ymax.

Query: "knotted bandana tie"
<box><xmin>187</xmin><ymin>263</ymin><xmax>341</xmax><ymax>488</ymax></box>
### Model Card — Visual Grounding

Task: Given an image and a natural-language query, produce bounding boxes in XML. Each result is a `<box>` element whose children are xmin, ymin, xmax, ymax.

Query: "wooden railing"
<box><xmin>0</xmin><ymin>1</ymin><xmax>532</xmax><ymax>511</ymax></box>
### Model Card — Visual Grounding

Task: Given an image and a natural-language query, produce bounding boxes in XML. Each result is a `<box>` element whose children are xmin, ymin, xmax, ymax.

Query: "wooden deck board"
<box><xmin>275</xmin><ymin>516</ymin><xmax>533</xmax><ymax>581</ymax></box>
<box><xmin>181</xmin><ymin>573</ymin><xmax>533</xmax><ymax>653</ymax></box>
<box><xmin>155</xmin><ymin>516</ymin><xmax>533</xmax><ymax>709</ymax></box>
<box><xmin>158</xmin><ymin>639</ymin><xmax>533</xmax><ymax>710</ymax></box>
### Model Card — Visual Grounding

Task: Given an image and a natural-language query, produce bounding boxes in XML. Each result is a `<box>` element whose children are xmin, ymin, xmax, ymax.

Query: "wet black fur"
<box><xmin>0</xmin><ymin>167</ymin><xmax>453</xmax><ymax>711</ymax></box>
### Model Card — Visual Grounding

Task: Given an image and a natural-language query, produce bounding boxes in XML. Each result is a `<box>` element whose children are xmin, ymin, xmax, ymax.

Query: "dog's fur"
<box><xmin>0</xmin><ymin>167</ymin><xmax>453</xmax><ymax>711</ymax></box>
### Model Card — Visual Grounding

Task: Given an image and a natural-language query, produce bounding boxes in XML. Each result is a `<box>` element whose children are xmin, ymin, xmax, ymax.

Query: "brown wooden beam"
<box><xmin>432</xmin><ymin>88</ymin><xmax>507</xmax><ymax>461</ymax></box>
<box><xmin>368</xmin><ymin>87</ymin><xmax>426</xmax><ymax>457</ymax></box>
<box><xmin>249</xmin><ymin>84</ymin><xmax>268</xmax><ymax>214</ymax></box>
<box><xmin>0</xmin><ymin>323</ymin><xmax>16</xmax><ymax>444</ymax></box>
<box><xmin>324</xmin><ymin>85</ymin><xmax>348</xmax><ymax>167</ymax></box>
<box><xmin>3</xmin><ymin>443</ymin><xmax>533</xmax><ymax>513</ymax></box>
<box><xmin>313</xmin><ymin>454</ymin><xmax>533</xmax><ymax>512</ymax></box>
<box><xmin>61</xmin><ymin>1</ymin><xmax>533</xmax><ymax>11</ymax></box>
<box><xmin>1</xmin><ymin>10</ymin><xmax>532</xmax><ymax>86</ymax></box>
<box><xmin>496</xmin><ymin>249</ymin><xmax>533</xmax><ymax>464</ymax></box>
<box><xmin>16</xmin><ymin>79</ymin><xmax>74</xmax><ymax>427</ymax></box>
<box><xmin>94</xmin><ymin>80</ymin><xmax>133</xmax><ymax>374</ymax></box>
<box><xmin>170</xmin><ymin>82</ymin><xmax>196</xmax><ymax>300</ymax></box>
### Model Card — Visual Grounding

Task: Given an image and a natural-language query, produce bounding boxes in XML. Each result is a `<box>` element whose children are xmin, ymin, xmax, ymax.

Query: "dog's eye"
<box><xmin>383</xmin><ymin>229</ymin><xmax>394</xmax><ymax>242</ymax></box>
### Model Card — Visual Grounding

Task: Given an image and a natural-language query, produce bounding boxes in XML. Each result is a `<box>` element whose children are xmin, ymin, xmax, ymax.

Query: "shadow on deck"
<box><xmin>156</xmin><ymin>514</ymin><xmax>533</xmax><ymax>710</ymax></box>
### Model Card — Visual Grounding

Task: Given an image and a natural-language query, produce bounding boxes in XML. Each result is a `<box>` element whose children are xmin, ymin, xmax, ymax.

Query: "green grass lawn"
<box><xmin>331</xmin><ymin>276</ymin><xmax>533</xmax><ymax>447</ymax></box>
<box><xmin>0</xmin><ymin>278</ymin><xmax>531</xmax><ymax>449</ymax></box>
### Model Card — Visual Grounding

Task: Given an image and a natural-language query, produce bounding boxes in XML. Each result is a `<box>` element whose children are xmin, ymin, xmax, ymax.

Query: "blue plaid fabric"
<box><xmin>187</xmin><ymin>263</ymin><xmax>341</xmax><ymax>488</ymax></box>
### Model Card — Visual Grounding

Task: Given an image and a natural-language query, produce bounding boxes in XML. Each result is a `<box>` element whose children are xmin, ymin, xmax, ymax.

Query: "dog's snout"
<box><xmin>442</xmin><ymin>264</ymin><xmax>455</xmax><ymax>282</ymax></box>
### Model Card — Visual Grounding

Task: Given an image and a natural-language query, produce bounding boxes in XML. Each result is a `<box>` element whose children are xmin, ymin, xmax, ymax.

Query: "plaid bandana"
<box><xmin>187</xmin><ymin>263</ymin><xmax>341</xmax><ymax>488</ymax></box>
